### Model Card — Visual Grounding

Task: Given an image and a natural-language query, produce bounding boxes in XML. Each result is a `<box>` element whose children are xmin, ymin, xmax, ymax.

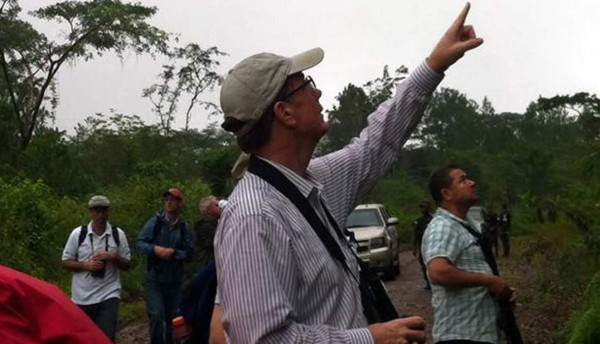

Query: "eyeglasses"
<box><xmin>282</xmin><ymin>76</ymin><xmax>316</xmax><ymax>100</ymax></box>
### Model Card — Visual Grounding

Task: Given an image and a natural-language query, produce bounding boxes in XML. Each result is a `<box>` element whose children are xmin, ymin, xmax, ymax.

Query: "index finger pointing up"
<box><xmin>453</xmin><ymin>2</ymin><xmax>471</xmax><ymax>29</ymax></box>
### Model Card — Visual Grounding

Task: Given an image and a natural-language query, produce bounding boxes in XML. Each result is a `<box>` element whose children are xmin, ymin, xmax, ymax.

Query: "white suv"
<box><xmin>345</xmin><ymin>204</ymin><xmax>400</xmax><ymax>280</ymax></box>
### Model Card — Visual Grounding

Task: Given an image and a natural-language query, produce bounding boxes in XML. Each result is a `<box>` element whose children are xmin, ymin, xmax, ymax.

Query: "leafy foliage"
<box><xmin>0</xmin><ymin>12</ymin><xmax>599</xmax><ymax>337</ymax></box>
<box><xmin>0</xmin><ymin>177</ymin><xmax>80</xmax><ymax>287</ymax></box>
<box><xmin>142</xmin><ymin>43</ymin><xmax>226</xmax><ymax>133</ymax></box>
<box><xmin>320</xmin><ymin>84</ymin><xmax>372</xmax><ymax>153</ymax></box>
<box><xmin>319</xmin><ymin>65</ymin><xmax>407</xmax><ymax>154</ymax></box>
<box><xmin>562</xmin><ymin>270</ymin><xmax>600</xmax><ymax>344</ymax></box>
<box><xmin>0</xmin><ymin>0</ymin><xmax>169</xmax><ymax>151</ymax></box>
<box><xmin>417</xmin><ymin>87</ymin><xmax>482</xmax><ymax>150</ymax></box>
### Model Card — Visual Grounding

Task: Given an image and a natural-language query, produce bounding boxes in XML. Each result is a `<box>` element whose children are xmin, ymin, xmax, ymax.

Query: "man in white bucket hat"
<box><xmin>216</xmin><ymin>4</ymin><xmax>483</xmax><ymax>343</ymax></box>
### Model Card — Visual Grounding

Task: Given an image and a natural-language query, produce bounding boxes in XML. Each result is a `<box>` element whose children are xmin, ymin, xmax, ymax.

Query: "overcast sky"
<box><xmin>23</xmin><ymin>0</ymin><xmax>600</xmax><ymax>134</ymax></box>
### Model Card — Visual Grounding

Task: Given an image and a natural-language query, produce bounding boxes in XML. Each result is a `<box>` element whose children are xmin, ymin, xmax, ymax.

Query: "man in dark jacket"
<box><xmin>137</xmin><ymin>188</ymin><xmax>195</xmax><ymax>344</ymax></box>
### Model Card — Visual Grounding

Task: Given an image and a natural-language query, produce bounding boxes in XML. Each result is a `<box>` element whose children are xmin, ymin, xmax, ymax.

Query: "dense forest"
<box><xmin>1</xmin><ymin>1</ymin><xmax>599</xmax><ymax>342</ymax></box>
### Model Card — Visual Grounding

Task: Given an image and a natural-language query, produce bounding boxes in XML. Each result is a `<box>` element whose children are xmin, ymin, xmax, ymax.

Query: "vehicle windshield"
<box><xmin>345</xmin><ymin>209</ymin><xmax>383</xmax><ymax>228</ymax></box>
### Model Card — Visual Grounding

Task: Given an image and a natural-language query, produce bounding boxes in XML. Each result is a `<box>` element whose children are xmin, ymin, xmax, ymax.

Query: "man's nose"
<box><xmin>313</xmin><ymin>87</ymin><xmax>322</xmax><ymax>99</ymax></box>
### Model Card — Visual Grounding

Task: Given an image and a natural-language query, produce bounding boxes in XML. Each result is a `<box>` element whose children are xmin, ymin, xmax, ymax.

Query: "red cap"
<box><xmin>163</xmin><ymin>188</ymin><xmax>184</xmax><ymax>202</ymax></box>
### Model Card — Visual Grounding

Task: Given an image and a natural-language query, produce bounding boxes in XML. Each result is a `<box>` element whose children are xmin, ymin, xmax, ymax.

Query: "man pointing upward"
<box><xmin>216</xmin><ymin>3</ymin><xmax>482</xmax><ymax>343</ymax></box>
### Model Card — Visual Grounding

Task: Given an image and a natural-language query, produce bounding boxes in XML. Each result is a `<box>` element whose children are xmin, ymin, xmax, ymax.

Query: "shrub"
<box><xmin>562</xmin><ymin>270</ymin><xmax>600</xmax><ymax>344</ymax></box>
<box><xmin>0</xmin><ymin>174</ymin><xmax>213</xmax><ymax>299</ymax></box>
<box><xmin>0</xmin><ymin>177</ymin><xmax>81</xmax><ymax>288</ymax></box>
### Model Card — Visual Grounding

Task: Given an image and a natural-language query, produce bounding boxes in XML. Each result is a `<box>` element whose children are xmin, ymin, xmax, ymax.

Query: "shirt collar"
<box><xmin>257</xmin><ymin>157</ymin><xmax>323</xmax><ymax>198</ymax></box>
<box><xmin>435</xmin><ymin>207</ymin><xmax>469</xmax><ymax>225</ymax></box>
<box><xmin>158</xmin><ymin>210</ymin><xmax>183</xmax><ymax>225</ymax></box>
<box><xmin>87</xmin><ymin>221</ymin><xmax>112</xmax><ymax>236</ymax></box>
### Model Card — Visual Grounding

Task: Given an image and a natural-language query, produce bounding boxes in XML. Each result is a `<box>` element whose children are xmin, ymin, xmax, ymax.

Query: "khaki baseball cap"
<box><xmin>88</xmin><ymin>195</ymin><xmax>110</xmax><ymax>208</ymax></box>
<box><xmin>220</xmin><ymin>47</ymin><xmax>324</xmax><ymax>137</ymax></box>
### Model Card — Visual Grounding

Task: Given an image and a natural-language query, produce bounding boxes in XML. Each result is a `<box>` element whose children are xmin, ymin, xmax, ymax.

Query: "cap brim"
<box><xmin>288</xmin><ymin>47</ymin><xmax>324</xmax><ymax>75</ymax></box>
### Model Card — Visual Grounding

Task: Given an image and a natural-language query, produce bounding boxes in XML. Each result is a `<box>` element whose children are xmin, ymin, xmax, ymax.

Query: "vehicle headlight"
<box><xmin>370</xmin><ymin>237</ymin><xmax>387</xmax><ymax>249</ymax></box>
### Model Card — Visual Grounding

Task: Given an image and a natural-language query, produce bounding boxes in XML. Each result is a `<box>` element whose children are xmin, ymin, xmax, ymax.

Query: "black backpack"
<box><xmin>77</xmin><ymin>224</ymin><xmax>121</xmax><ymax>247</ymax></box>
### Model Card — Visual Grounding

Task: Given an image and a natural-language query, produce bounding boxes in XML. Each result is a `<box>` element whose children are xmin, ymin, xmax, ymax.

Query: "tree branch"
<box><xmin>0</xmin><ymin>0</ymin><xmax>9</xmax><ymax>14</ymax></box>
<box><xmin>22</xmin><ymin>25</ymin><xmax>102</xmax><ymax>149</ymax></box>
<box><xmin>52</xmin><ymin>24</ymin><xmax>101</xmax><ymax>70</ymax></box>
<box><xmin>0</xmin><ymin>47</ymin><xmax>25</xmax><ymax>134</ymax></box>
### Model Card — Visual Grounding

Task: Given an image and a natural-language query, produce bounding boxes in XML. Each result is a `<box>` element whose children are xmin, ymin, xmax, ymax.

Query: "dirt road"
<box><xmin>117</xmin><ymin>249</ymin><xmax>435</xmax><ymax>343</ymax></box>
<box><xmin>386</xmin><ymin>249</ymin><xmax>435</xmax><ymax>343</ymax></box>
<box><xmin>119</xmin><ymin>247</ymin><xmax>565</xmax><ymax>344</ymax></box>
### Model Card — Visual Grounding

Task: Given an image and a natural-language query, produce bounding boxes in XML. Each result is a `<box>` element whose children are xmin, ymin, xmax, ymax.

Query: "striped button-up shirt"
<box><xmin>421</xmin><ymin>208</ymin><xmax>501</xmax><ymax>344</ymax></box>
<box><xmin>215</xmin><ymin>62</ymin><xmax>443</xmax><ymax>343</ymax></box>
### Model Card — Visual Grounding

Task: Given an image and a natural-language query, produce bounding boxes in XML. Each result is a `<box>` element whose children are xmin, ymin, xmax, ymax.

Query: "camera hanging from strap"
<box><xmin>455</xmin><ymin>220</ymin><xmax>524</xmax><ymax>344</ymax></box>
<box><xmin>247</xmin><ymin>155</ymin><xmax>398</xmax><ymax>324</ymax></box>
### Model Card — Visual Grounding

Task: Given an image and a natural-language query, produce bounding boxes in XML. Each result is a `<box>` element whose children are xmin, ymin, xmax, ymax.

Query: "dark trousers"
<box><xmin>500</xmin><ymin>233</ymin><xmax>511</xmax><ymax>257</ymax></box>
<box><xmin>145</xmin><ymin>279</ymin><xmax>182</xmax><ymax>344</ymax></box>
<box><xmin>79</xmin><ymin>297</ymin><xmax>120</xmax><ymax>342</ymax></box>
<box><xmin>437</xmin><ymin>341</ymin><xmax>492</xmax><ymax>344</ymax></box>
<box><xmin>488</xmin><ymin>232</ymin><xmax>499</xmax><ymax>257</ymax></box>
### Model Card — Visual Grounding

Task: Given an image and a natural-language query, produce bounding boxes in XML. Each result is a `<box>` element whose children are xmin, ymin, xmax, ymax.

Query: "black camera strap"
<box><xmin>88</xmin><ymin>232</ymin><xmax>110</xmax><ymax>252</ymax></box>
<box><xmin>247</xmin><ymin>155</ymin><xmax>352</xmax><ymax>277</ymax></box>
<box><xmin>247</xmin><ymin>155</ymin><xmax>399</xmax><ymax>323</ymax></box>
<box><xmin>455</xmin><ymin>219</ymin><xmax>524</xmax><ymax>344</ymax></box>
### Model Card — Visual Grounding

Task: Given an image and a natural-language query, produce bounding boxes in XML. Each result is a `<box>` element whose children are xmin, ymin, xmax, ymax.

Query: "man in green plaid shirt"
<box><xmin>422</xmin><ymin>165</ymin><xmax>515</xmax><ymax>344</ymax></box>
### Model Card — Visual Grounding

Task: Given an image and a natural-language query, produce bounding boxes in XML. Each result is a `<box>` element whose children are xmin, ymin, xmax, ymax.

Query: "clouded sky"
<box><xmin>23</xmin><ymin>0</ymin><xmax>600</xmax><ymax>133</ymax></box>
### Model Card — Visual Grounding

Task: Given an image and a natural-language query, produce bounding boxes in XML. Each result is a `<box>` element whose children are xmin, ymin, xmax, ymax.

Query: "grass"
<box><xmin>119</xmin><ymin>299</ymin><xmax>147</xmax><ymax>329</ymax></box>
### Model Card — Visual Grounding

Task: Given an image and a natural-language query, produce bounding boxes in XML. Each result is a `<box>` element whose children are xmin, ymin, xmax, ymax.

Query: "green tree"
<box><xmin>362</xmin><ymin>65</ymin><xmax>408</xmax><ymax>109</ymax></box>
<box><xmin>537</xmin><ymin>92</ymin><xmax>600</xmax><ymax>142</ymax></box>
<box><xmin>416</xmin><ymin>87</ymin><xmax>482</xmax><ymax>150</ymax></box>
<box><xmin>198</xmin><ymin>145</ymin><xmax>240</xmax><ymax>196</ymax></box>
<box><xmin>0</xmin><ymin>0</ymin><xmax>169</xmax><ymax>152</ymax></box>
<box><xmin>320</xmin><ymin>65</ymin><xmax>407</xmax><ymax>154</ymax></box>
<box><xmin>142</xmin><ymin>43</ymin><xmax>226</xmax><ymax>134</ymax></box>
<box><xmin>195</xmin><ymin>121</ymin><xmax>236</xmax><ymax>149</ymax></box>
<box><xmin>22</xmin><ymin>127</ymin><xmax>87</xmax><ymax>195</ymax></box>
<box><xmin>72</xmin><ymin>111</ymin><xmax>177</xmax><ymax>189</ymax></box>
<box><xmin>321</xmin><ymin>84</ymin><xmax>372</xmax><ymax>153</ymax></box>
<box><xmin>69</xmin><ymin>112</ymin><xmax>236</xmax><ymax>195</ymax></box>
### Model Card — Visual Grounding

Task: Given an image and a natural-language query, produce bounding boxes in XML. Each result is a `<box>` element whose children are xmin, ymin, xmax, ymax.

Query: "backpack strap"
<box><xmin>152</xmin><ymin>215</ymin><xmax>162</xmax><ymax>243</ymax></box>
<box><xmin>78</xmin><ymin>225</ymin><xmax>88</xmax><ymax>246</ymax></box>
<box><xmin>111</xmin><ymin>226</ymin><xmax>121</xmax><ymax>247</ymax></box>
<box><xmin>79</xmin><ymin>224</ymin><xmax>121</xmax><ymax>247</ymax></box>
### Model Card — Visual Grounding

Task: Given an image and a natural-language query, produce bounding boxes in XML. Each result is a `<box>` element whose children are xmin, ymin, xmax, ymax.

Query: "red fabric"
<box><xmin>0</xmin><ymin>265</ymin><xmax>111</xmax><ymax>344</ymax></box>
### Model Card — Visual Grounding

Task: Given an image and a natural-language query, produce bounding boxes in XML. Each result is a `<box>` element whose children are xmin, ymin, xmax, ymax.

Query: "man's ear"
<box><xmin>273</xmin><ymin>100</ymin><xmax>297</xmax><ymax>128</ymax></box>
<box><xmin>441</xmin><ymin>187</ymin><xmax>452</xmax><ymax>202</ymax></box>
